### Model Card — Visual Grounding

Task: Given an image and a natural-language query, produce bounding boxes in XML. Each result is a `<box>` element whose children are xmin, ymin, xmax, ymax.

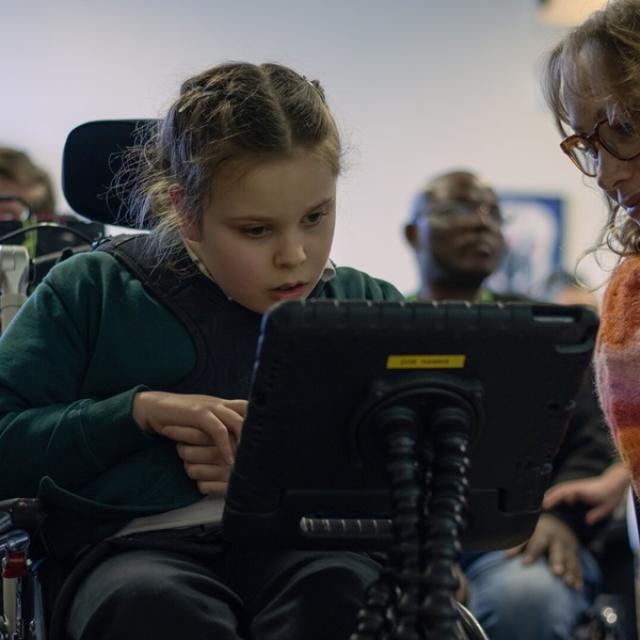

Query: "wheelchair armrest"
<box><xmin>0</xmin><ymin>499</ymin><xmax>45</xmax><ymax>534</ymax></box>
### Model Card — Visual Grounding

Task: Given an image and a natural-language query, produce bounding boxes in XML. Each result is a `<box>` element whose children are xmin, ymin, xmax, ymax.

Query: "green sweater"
<box><xmin>0</xmin><ymin>250</ymin><xmax>402</xmax><ymax>554</ymax></box>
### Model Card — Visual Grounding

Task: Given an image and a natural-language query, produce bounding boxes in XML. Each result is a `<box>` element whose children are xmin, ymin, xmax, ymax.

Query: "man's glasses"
<box><xmin>426</xmin><ymin>201</ymin><xmax>503</xmax><ymax>225</ymax></box>
<box><xmin>560</xmin><ymin>117</ymin><xmax>640</xmax><ymax>176</ymax></box>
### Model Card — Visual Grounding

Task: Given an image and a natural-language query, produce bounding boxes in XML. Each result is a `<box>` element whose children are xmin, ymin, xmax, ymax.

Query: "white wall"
<box><xmin>2</xmin><ymin>0</ymin><xmax>611</xmax><ymax>294</ymax></box>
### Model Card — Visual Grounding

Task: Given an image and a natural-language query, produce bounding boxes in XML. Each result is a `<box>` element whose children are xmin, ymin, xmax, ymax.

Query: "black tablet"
<box><xmin>222</xmin><ymin>300</ymin><xmax>598</xmax><ymax>551</ymax></box>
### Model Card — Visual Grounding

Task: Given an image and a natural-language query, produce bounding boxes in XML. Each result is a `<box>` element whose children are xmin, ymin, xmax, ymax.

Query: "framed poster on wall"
<box><xmin>486</xmin><ymin>193</ymin><xmax>564</xmax><ymax>299</ymax></box>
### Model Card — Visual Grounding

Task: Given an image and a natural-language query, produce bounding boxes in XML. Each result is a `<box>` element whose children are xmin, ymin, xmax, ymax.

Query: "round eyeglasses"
<box><xmin>560</xmin><ymin>117</ymin><xmax>640</xmax><ymax>177</ymax></box>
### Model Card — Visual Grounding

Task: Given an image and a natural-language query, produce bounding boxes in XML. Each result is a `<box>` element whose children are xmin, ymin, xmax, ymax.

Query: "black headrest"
<box><xmin>62</xmin><ymin>119</ymin><xmax>155</xmax><ymax>226</ymax></box>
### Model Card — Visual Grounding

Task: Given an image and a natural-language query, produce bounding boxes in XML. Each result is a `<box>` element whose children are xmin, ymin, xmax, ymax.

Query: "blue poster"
<box><xmin>486</xmin><ymin>193</ymin><xmax>564</xmax><ymax>298</ymax></box>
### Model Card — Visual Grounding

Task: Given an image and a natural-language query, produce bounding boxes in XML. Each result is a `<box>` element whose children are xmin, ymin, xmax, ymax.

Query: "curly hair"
<box><xmin>542</xmin><ymin>1</ymin><xmax>640</xmax><ymax>259</ymax></box>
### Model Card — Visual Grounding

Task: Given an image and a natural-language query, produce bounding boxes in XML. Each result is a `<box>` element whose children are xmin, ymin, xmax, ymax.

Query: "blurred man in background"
<box><xmin>404</xmin><ymin>169</ymin><xmax>619</xmax><ymax>640</ymax></box>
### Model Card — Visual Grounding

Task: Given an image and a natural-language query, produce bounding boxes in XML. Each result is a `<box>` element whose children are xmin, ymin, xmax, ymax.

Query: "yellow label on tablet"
<box><xmin>386</xmin><ymin>355</ymin><xmax>466</xmax><ymax>369</ymax></box>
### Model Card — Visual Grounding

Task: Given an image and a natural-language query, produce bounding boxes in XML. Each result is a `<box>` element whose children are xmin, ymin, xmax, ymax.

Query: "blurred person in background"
<box><xmin>0</xmin><ymin>147</ymin><xmax>103</xmax><ymax>284</ymax></box>
<box><xmin>404</xmin><ymin>169</ymin><xmax>621</xmax><ymax>640</ymax></box>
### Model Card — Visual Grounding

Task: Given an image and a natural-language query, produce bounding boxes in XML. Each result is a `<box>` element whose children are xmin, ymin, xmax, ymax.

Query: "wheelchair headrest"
<box><xmin>62</xmin><ymin>119</ymin><xmax>155</xmax><ymax>226</ymax></box>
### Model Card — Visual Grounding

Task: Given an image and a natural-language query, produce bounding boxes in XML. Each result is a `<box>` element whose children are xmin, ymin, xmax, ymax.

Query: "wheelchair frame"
<box><xmin>1</xmin><ymin>499</ymin><xmax>46</xmax><ymax>640</ymax></box>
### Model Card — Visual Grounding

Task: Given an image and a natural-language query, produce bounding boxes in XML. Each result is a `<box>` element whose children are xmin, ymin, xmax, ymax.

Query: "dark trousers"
<box><xmin>66</xmin><ymin>529</ymin><xmax>380</xmax><ymax>640</ymax></box>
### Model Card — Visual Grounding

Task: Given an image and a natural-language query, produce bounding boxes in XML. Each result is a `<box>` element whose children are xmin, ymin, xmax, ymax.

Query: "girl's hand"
<box><xmin>132</xmin><ymin>390</ymin><xmax>247</xmax><ymax>465</ymax></box>
<box><xmin>542</xmin><ymin>463</ymin><xmax>630</xmax><ymax>525</ymax></box>
<box><xmin>176</xmin><ymin>438</ymin><xmax>238</xmax><ymax>496</ymax></box>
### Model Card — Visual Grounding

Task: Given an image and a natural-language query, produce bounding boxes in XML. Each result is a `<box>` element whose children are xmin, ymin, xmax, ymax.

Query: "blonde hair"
<box><xmin>542</xmin><ymin>0</ymin><xmax>640</xmax><ymax>259</ymax></box>
<box><xmin>121</xmin><ymin>62</ymin><xmax>341</xmax><ymax>266</ymax></box>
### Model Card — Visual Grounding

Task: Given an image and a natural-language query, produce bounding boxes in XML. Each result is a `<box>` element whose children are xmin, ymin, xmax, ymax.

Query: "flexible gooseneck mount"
<box><xmin>351</xmin><ymin>378</ymin><xmax>484</xmax><ymax>640</ymax></box>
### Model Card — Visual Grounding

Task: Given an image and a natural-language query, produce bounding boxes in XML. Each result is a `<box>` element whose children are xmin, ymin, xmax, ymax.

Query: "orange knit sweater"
<box><xmin>595</xmin><ymin>254</ymin><xmax>640</xmax><ymax>493</ymax></box>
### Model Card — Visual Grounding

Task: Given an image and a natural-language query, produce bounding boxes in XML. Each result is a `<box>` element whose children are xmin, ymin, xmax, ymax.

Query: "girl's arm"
<box><xmin>0</xmin><ymin>254</ymin><xmax>244</xmax><ymax>502</ymax></box>
<box><xmin>0</xmin><ymin>276</ymin><xmax>155</xmax><ymax>499</ymax></box>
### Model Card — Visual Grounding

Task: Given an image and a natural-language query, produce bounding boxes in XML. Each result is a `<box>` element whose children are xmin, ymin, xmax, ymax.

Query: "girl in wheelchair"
<box><xmin>0</xmin><ymin>61</ymin><xmax>403</xmax><ymax>640</ymax></box>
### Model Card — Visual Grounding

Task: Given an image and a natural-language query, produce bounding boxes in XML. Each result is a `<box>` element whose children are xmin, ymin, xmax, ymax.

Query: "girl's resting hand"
<box><xmin>175</xmin><ymin>438</ymin><xmax>238</xmax><ymax>496</ymax></box>
<box><xmin>132</xmin><ymin>390</ymin><xmax>247</xmax><ymax>466</ymax></box>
